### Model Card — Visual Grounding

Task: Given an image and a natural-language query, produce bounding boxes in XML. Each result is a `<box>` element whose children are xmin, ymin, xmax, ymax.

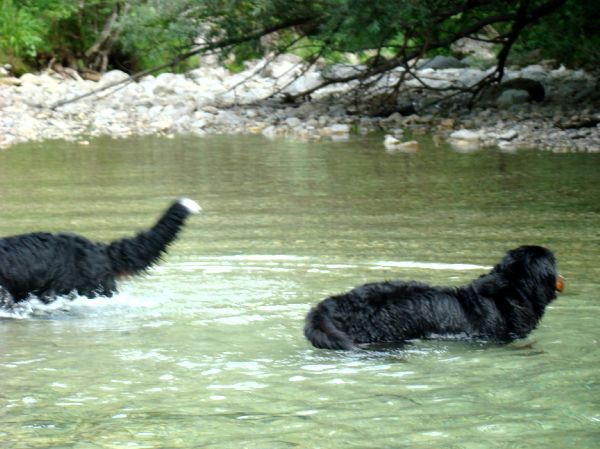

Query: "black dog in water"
<box><xmin>0</xmin><ymin>198</ymin><xmax>200</xmax><ymax>306</ymax></box>
<box><xmin>304</xmin><ymin>246</ymin><xmax>565</xmax><ymax>350</ymax></box>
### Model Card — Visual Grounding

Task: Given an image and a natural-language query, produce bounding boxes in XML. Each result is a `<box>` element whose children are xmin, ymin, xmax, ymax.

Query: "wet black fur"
<box><xmin>304</xmin><ymin>246</ymin><xmax>560</xmax><ymax>350</ymax></box>
<box><xmin>0</xmin><ymin>200</ymin><xmax>195</xmax><ymax>304</ymax></box>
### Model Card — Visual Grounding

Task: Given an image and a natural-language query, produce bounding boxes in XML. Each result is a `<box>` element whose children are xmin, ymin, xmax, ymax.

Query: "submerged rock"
<box><xmin>384</xmin><ymin>135</ymin><xmax>419</xmax><ymax>152</ymax></box>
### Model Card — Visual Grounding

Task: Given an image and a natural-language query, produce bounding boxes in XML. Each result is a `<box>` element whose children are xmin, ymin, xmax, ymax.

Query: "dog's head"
<box><xmin>493</xmin><ymin>245</ymin><xmax>564</xmax><ymax>305</ymax></box>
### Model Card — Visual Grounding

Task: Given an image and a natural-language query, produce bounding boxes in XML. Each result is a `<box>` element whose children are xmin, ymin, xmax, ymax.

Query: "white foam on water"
<box><xmin>220</xmin><ymin>254</ymin><xmax>308</xmax><ymax>261</ymax></box>
<box><xmin>0</xmin><ymin>289</ymin><xmax>165</xmax><ymax>321</ymax></box>
<box><xmin>207</xmin><ymin>381</ymin><xmax>268</xmax><ymax>391</ymax></box>
<box><xmin>0</xmin><ymin>295</ymin><xmax>74</xmax><ymax>320</ymax></box>
<box><xmin>156</xmin><ymin>255</ymin><xmax>489</xmax><ymax>277</ymax></box>
<box><xmin>0</xmin><ymin>254</ymin><xmax>490</xmax><ymax>321</ymax></box>
<box><xmin>372</xmin><ymin>261</ymin><xmax>491</xmax><ymax>271</ymax></box>
<box><xmin>213</xmin><ymin>314</ymin><xmax>265</xmax><ymax>325</ymax></box>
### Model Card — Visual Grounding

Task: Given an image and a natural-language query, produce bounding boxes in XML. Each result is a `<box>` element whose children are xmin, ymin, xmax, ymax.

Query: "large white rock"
<box><xmin>285</xmin><ymin>117</ymin><xmax>301</xmax><ymax>127</ymax></box>
<box><xmin>100</xmin><ymin>70</ymin><xmax>129</xmax><ymax>85</ymax></box>
<box><xmin>457</xmin><ymin>69</ymin><xmax>485</xmax><ymax>88</ymax></box>
<box><xmin>330</xmin><ymin>123</ymin><xmax>350</xmax><ymax>135</ymax></box>
<box><xmin>19</xmin><ymin>73</ymin><xmax>42</xmax><ymax>85</ymax></box>
<box><xmin>450</xmin><ymin>129</ymin><xmax>480</xmax><ymax>141</ymax></box>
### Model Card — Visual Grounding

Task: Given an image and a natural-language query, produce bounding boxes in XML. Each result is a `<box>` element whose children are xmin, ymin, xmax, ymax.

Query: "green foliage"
<box><xmin>513</xmin><ymin>0</ymin><xmax>600</xmax><ymax>67</ymax></box>
<box><xmin>0</xmin><ymin>0</ymin><xmax>44</xmax><ymax>58</ymax></box>
<box><xmin>0</xmin><ymin>0</ymin><xmax>112</xmax><ymax>68</ymax></box>
<box><xmin>117</xmin><ymin>1</ymin><xmax>200</xmax><ymax>72</ymax></box>
<box><xmin>223</xmin><ymin>41</ymin><xmax>263</xmax><ymax>72</ymax></box>
<box><xmin>0</xmin><ymin>0</ymin><xmax>597</xmax><ymax>75</ymax></box>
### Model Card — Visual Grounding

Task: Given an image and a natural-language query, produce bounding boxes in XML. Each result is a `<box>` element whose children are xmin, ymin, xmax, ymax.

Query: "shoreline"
<box><xmin>1</xmin><ymin>58</ymin><xmax>598</xmax><ymax>152</ymax></box>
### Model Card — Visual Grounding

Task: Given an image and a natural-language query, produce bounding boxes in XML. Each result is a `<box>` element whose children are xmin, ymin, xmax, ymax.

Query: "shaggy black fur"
<box><xmin>0</xmin><ymin>198</ymin><xmax>200</xmax><ymax>305</ymax></box>
<box><xmin>304</xmin><ymin>246</ymin><xmax>564</xmax><ymax>350</ymax></box>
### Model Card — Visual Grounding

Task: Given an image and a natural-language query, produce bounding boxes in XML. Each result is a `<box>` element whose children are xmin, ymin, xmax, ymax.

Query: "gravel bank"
<box><xmin>1</xmin><ymin>57</ymin><xmax>598</xmax><ymax>152</ymax></box>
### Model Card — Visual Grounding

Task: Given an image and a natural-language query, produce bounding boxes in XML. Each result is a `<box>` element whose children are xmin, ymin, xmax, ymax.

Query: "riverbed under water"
<box><xmin>0</xmin><ymin>135</ymin><xmax>599</xmax><ymax>448</ymax></box>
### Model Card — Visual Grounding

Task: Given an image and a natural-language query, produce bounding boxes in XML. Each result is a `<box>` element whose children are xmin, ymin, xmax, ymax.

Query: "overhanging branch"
<box><xmin>49</xmin><ymin>0</ymin><xmax>568</xmax><ymax>110</ymax></box>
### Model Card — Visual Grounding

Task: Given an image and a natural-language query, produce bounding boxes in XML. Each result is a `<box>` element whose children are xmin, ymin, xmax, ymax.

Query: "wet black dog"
<box><xmin>304</xmin><ymin>246</ymin><xmax>564</xmax><ymax>350</ymax></box>
<box><xmin>0</xmin><ymin>198</ymin><xmax>200</xmax><ymax>305</ymax></box>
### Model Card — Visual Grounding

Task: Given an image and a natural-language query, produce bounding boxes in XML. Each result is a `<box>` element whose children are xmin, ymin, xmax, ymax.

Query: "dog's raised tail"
<box><xmin>107</xmin><ymin>198</ymin><xmax>201</xmax><ymax>276</ymax></box>
<box><xmin>304</xmin><ymin>302</ymin><xmax>355</xmax><ymax>350</ymax></box>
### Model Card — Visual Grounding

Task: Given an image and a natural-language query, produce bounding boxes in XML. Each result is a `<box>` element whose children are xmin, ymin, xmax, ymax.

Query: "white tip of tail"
<box><xmin>178</xmin><ymin>198</ymin><xmax>202</xmax><ymax>214</ymax></box>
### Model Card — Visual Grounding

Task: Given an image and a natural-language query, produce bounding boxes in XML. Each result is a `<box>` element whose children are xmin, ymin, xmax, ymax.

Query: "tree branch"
<box><xmin>50</xmin><ymin>0</ymin><xmax>568</xmax><ymax>110</ymax></box>
<box><xmin>50</xmin><ymin>15</ymin><xmax>316</xmax><ymax>110</ymax></box>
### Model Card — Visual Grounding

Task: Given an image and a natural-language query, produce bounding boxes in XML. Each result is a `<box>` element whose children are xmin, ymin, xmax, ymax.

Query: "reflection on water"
<box><xmin>0</xmin><ymin>135</ymin><xmax>599</xmax><ymax>448</ymax></box>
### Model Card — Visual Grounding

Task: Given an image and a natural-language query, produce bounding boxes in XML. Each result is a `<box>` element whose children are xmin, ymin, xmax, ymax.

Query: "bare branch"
<box><xmin>85</xmin><ymin>8</ymin><xmax>118</xmax><ymax>58</ymax></box>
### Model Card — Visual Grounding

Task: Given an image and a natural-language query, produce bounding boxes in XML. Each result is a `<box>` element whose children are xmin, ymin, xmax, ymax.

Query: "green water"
<box><xmin>0</xmin><ymin>135</ymin><xmax>599</xmax><ymax>448</ymax></box>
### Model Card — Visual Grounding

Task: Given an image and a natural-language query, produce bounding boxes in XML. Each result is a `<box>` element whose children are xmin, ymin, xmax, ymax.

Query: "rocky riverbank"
<box><xmin>1</xmin><ymin>55</ymin><xmax>598</xmax><ymax>152</ymax></box>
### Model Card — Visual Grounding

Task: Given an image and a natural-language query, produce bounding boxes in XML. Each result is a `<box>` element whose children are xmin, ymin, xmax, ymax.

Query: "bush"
<box><xmin>513</xmin><ymin>0</ymin><xmax>600</xmax><ymax>68</ymax></box>
<box><xmin>0</xmin><ymin>0</ymin><xmax>45</xmax><ymax>59</ymax></box>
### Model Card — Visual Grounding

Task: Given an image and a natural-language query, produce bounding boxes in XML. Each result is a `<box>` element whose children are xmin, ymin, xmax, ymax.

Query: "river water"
<box><xmin>1</xmin><ymin>135</ymin><xmax>599</xmax><ymax>448</ymax></box>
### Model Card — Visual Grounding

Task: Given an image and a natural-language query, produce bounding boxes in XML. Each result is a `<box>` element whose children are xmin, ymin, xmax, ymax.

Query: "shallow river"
<box><xmin>1</xmin><ymin>135</ymin><xmax>599</xmax><ymax>448</ymax></box>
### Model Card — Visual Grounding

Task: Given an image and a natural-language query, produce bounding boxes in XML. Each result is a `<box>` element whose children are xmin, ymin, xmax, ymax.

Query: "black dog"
<box><xmin>0</xmin><ymin>198</ymin><xmax>201</xmax><ymax>305</ymax></box>
<box><xmin>304</xmin><ymin>246</ymin><xmax>565</xmax><ymax>350</ymax></box>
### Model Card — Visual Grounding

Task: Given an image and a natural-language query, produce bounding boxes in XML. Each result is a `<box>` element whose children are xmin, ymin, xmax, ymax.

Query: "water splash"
<box><xmin>0</xmin><ymin>289</ymin><xmax>164</xmax><ymax>321</ymax></box>
<box><xmin>371</xmin><ymin>261</ymin><xmax>491</xmax><ymax>271</ymax></box>
<box><xmin>0</xmin><ymin>295</ymin><xmax>74</xmax><ymax>320</ymax></box>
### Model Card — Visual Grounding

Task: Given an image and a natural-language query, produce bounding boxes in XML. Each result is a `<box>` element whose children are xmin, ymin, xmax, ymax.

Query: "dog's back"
<box><xmin>0</xmin><ymin>198</ymin><xmax>201</xmax><ymax>303</ymax></box>
<box><xmin>0</xmin><ymin>232</ymin><xmax>107</xmax><ymax>301</ymax></box>
<box><xmin>304</xmin><ymin>247</ymin><xmax>562</xmax><ymax>350</ymax></box>
<box><xmin>304</xmin><ymin>281</ymin><xmax>459</xmax><ymax>350</ymax></box>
